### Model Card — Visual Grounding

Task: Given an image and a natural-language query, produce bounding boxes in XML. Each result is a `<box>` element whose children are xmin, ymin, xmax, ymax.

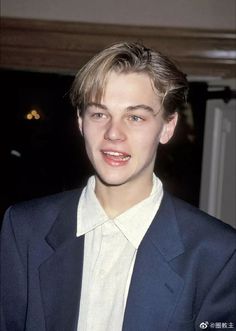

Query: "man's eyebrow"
<box><xmin>87</xmin><ymin>102</ymin><xmax>156</xmax><ymax>113</ymax></box>
<box><xmin>126</xmin><ymin>104</ymin><xmax>155</xmax><ymax>113</ymax></box>
<box><xmin>87</xmin><ymin>102</ymin><xmax>108</xmax><ymax>110</ymax></box>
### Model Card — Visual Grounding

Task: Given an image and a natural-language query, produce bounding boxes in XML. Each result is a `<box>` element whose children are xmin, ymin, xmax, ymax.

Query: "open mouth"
<box><xmin>101</xmin><ymin>150</ymin><xmax>131</xmax><ymax>163</ymax></box>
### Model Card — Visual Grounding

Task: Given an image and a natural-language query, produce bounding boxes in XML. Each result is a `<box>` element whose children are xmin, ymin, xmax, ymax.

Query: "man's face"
<box><xmin>79</xmin><ymin>72</ymin><xmax>177</xmax><ymax>187</ymax></box>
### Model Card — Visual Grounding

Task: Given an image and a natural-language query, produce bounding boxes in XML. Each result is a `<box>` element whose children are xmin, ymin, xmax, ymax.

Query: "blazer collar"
<box><xmin>40</xmin><ymin>188</ymin><xmax>84</xmax><ymax>331</ymax></box>
<box><xmin>148</xmin><ymin>191</ymin><xmax>185</xmax><ymax>261</ymax></box>
<box><xmin>123</xmin><ymin>192</ymin><xmax>185</xmax><ymax>331</ymax></box>
<box><xmin>45</xmin><ymin>188</ymin><xmax>82</xmax><ymax>250</ymax></box>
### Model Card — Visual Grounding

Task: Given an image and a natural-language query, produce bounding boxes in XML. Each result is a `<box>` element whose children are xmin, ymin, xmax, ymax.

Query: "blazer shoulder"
<box><xmin>1</xmin><ymin>188</ymin><xmax>82</xmax><ymax>241</ymax></box>
<box><xmin>10</xmin><ymin>188</ymin><xmax>82</xmax><ymax>214</ymax></box>
<box><xmin>167</xmin><ymin>194</ymin><xmax>236</xmax><ymax>253</ymax></box>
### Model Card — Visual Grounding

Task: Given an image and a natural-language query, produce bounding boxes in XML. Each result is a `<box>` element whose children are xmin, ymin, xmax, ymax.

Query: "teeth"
<box><xmin>104</xmin><ymin>151</ymin><xmax>125</xmax><ymax>156</ymax></box>
<box><xmin>103</xmin><ymin>151</ymin><xmax>130</xmax><ymax>160</ymax></box>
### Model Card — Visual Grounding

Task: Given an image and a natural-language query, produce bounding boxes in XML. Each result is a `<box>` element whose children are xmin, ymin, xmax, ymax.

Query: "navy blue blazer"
<box><xmin>1</xmin><ymin>189</ymin><xmax>236</xmax><ymax>331</ymax></box>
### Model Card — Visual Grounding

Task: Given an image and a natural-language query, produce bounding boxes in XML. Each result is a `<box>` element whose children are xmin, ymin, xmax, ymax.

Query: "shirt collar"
<box><xmin>114</xmin><ymin>175</ymin><xmax>163</xmax><ymax>248</ymax></box>
<box><xmin>77</xmin><ymin>176</ymin><xmax>109</xmax><ymax>236</ymax></box>
<box><xmin>77</xmin><ymin>174</ymin><xmax>163</xmax><ymax>249</ymax></box>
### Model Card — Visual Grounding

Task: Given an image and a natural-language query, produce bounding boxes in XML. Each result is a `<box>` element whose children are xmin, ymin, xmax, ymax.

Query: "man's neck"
<box><xmin>94</xmin><ymin>175</ymin><xmax>153</xmax><ymax>219</ymax></box>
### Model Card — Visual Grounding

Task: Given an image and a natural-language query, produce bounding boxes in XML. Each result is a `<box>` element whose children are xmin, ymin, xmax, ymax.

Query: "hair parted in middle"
<box><xmin>70</xmin><ymin>41</ymin><xmax>189</xmax><ymax>119</ymax></box>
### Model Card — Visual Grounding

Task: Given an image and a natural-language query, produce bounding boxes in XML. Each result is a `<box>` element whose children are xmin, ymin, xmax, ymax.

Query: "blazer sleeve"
<box><xmin>195</xmin><ymin>248</ymin><xmax>236</xmax><ymax>328</ymax></box>
<box><xmin>0</xmin><ymin>207</ymin><xmax>28</xmax><ymax>331</ymax></box>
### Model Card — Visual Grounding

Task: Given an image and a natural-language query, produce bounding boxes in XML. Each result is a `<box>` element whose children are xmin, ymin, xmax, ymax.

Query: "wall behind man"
<box><xmin>1</xmin><ymin>0</ymin><xmax>236</xmax><ymax>30</ymax></box>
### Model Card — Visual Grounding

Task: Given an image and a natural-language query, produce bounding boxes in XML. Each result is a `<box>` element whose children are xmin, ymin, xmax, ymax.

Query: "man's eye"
<box><xmin>91</xmin><ymin>113</ymin><xmax>106</xmax><ymax>119</ymax></box>
<box><xmin>128</xmin><ymin>115</ymin><xmax>144</xmax><ymax>122</ymax></box>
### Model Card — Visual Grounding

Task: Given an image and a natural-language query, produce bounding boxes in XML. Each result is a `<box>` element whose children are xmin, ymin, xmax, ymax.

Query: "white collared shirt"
<box><xmin>76</xmin><ymin>174</ymin><xmax>163</xmax><ymax>331</ymax></box>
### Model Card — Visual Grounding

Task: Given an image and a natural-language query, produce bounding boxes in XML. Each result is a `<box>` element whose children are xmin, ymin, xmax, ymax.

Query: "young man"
<box><xmin>1</xmin><ymin>42</ymin><xmax>236</xmax><ymax>331</ymax></box>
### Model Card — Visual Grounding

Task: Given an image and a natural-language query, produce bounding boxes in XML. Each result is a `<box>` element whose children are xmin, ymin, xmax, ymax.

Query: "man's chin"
<box><xmin>95</xmin><ymin>173</ymin><xmax>129</xmax><ymax>188</ymax></box>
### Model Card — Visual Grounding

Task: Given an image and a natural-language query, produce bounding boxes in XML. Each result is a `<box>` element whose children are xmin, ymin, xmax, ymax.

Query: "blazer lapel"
<box><xmin>123</xmin><ymin>193</ymin><xmax>185</xmax><ymax>331</ymax></box>
<box><xmin>39</xmin><ymin>190</ymin><xmax>84</xmax><ymax>331</ymax></box>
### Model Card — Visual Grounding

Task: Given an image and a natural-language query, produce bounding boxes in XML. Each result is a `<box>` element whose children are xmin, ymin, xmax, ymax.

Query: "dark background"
<box><xmin>0</xmin><ymin>69</ymin><xmax>206</xmax><ymax>223</ymax></box>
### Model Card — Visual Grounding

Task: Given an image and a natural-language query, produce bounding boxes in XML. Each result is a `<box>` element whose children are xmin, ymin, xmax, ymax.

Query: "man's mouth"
<box><xmin>101</xmin><ymin>150</ymin><xmax>131</xmax><ymax>162</ymax></box>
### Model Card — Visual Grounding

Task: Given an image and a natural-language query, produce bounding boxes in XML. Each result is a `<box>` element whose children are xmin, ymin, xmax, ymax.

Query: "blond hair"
<box><xmin>70</xmin><ymin>42</ymin><xmax>188</xmax><ymax>119</ymax></box>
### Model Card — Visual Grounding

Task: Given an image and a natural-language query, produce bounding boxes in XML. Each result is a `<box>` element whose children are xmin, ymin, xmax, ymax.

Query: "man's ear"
<box><xmin>160</xmin><ymin>112</ymin><xmax>178</xmax><ymax>144</ymax></box>
<box><xmin>77</xmin><ymin>109</ymin><xmax>83</xmax><ymax>136</ymax></box>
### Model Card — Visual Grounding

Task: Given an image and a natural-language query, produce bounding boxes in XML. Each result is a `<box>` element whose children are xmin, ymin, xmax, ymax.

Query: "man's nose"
<box><xmin>104</xmin><ymin>119</ymin><xmax>126</xmax><ymax>142</ymax></box>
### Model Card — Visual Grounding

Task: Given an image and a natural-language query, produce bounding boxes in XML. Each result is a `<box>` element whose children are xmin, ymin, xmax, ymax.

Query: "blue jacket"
<box><xmin>1</xmin><ymin>189</ymin><xmax>236</xmax><ymax>331</ymax></box>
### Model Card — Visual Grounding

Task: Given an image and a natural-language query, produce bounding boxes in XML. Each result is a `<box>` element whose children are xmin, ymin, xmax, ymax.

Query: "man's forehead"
<box><xmin>88</xmin><ymin>70</ymin><xmax>159</xmax><ymax>96</ymax></box>
<box><xmin>85</xmin><ymin>72</ymin><xmax>162</xmax><ymax>112</ymax></box>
